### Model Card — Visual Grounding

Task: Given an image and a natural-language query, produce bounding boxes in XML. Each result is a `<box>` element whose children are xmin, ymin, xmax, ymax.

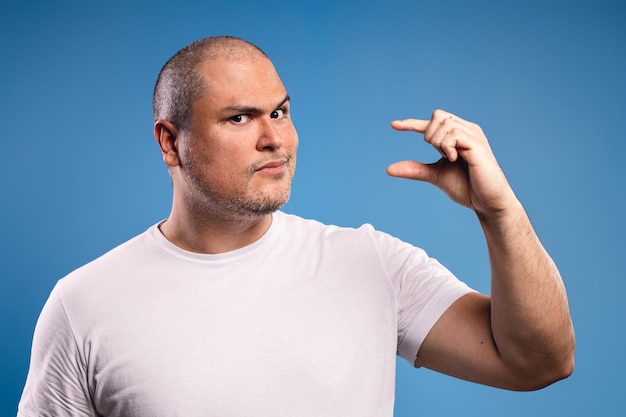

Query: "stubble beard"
<box><xmin>184</xmin><ymin>156</ymin><xmax>294</xmax><ymax>223</ymax></box>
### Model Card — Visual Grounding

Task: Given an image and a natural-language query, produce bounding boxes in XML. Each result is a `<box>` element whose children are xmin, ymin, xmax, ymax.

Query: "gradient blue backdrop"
<box><xmin>2</xmin><ymin>0</ymin><xmax>624</xmax><ymax>415</ymax></box>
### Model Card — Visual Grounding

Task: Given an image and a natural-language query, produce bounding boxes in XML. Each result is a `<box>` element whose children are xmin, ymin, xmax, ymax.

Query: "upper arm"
<box><xmin>414</xmin><ymin>292</ymin><xmax>547</xmax><ymax>391</ymax></box>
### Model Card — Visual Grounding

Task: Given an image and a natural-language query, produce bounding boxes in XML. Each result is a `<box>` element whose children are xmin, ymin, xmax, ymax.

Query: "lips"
<box><xmin>254</xmin><ymin>157</ymin><xmax>290</xmax><ymax>175</ymax></box>
<box><xmin>258</xmin><ymin>160</ymin><xmax>285</xmax><ymax>170</ymax></box>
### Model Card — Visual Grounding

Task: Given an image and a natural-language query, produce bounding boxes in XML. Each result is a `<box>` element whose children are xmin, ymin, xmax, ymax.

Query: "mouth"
<box><xmin>254</xmin><ymin>156</ymin><xmax>291</xmax><ymax>175</ymax></box>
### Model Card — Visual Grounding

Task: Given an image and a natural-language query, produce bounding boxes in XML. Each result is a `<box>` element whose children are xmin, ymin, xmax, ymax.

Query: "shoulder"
<box><xmin>56</xmin><ymin>224</ymin><xmax>159</xmax><ymax>297</ymax></box>
<box><xmin>274</xmin><ymin>211</ymin><xmax>427</xmax><ymax>270</ymax></box>
<box><xmin>275</xmin><ymin>210</ymin><xmax>382</xmax><ymax>241</ymax></box>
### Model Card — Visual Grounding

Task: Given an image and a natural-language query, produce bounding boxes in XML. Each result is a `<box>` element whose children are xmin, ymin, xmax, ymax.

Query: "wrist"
<box><xmin>475</xmin><ymin>194</ymin><xmax>526</xmax><ymax>228</ymax></box>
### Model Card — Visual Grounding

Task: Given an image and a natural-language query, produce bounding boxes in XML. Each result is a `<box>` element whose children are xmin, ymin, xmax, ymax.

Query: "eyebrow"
<box><xmin>221</xmin><ymin>94</ymin><xmax>290</xmax><ymax>114</ymax></box>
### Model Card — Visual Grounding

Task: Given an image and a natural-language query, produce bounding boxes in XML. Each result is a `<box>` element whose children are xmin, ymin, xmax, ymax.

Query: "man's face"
<box><xmin>175</xmin><ymin>55</ymin><xmax>298</xmax><ymax>220</ymax></box>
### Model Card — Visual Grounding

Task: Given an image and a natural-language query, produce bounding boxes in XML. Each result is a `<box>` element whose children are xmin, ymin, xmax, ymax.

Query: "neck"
<box><xmin>159</xmin><ymin>208</ymin><xmax>274</xmax><ymax>254</ymax></box>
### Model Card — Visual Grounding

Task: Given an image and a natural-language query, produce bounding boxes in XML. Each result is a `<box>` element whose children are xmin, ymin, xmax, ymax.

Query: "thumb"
<box><xmin>386</xmin><ymin>160</ymin><xmax>437</xmax><ymax>184</ymax></box>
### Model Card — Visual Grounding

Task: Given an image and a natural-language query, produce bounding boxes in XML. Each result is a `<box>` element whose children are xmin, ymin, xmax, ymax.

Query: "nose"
<box><xmin>256</xmin><ymin>117</ymin><xmax>284</xmax><ymax>151</ymax></box>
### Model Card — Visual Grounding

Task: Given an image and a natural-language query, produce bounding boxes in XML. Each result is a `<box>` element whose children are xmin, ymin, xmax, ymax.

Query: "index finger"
<box><xmin>390</xmin><ymin>119</ymin><xmax>430</xmax><ymax>133</ymax></box>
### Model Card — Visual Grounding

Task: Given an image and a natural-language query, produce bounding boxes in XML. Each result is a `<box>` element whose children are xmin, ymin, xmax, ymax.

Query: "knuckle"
<box><xmin>432</xmin><ymin>109</ymin><xmax>446</xmax><ymax>118</ymax></box>
<box><xmin>448</xmin><ymin>126</ymin><xmax>461</xmax><ymax>135</ymax></box>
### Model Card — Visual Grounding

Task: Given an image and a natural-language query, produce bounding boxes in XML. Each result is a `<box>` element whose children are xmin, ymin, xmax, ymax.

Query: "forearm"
<box><xmin>478</xmin><ymin>200</ymin><xmax>575</xmax><ymax>381</ymax></box>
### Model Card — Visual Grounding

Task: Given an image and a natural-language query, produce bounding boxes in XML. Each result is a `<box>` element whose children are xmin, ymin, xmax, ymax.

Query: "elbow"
<box><xmin>513</xmin><ymin>324</ymin><xmax>576</xmax><ymax>391</ymax></box>
<box><xmin>538</xmin><ymin>331</ymin><xmax>576</xmax><ymax>389</ymax></box>
<box><xmin>532</xmin><ymin>352</ymin><xmax>575</xmax><ymax>390</ymax></box>
<box><xmin>501</xmin><ymin>328</ymin><xmax>576</xmax><ymax>391</ymax></box>
<box><xmin>515</xmin><ymin>345</ymin><xmax>576</xmax><ymax>391</ymax></box>
<box><xmin>550</xmin><ymin>348</ymin><xmax>576</xmax><ymax>384</ymax></box>
<box><xmin>558</xmin><ymin>347</ymin><xmax>576</xmax><ymax>381</ymax></box>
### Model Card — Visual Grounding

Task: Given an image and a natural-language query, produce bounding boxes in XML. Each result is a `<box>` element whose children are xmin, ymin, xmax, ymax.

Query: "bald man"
<box><xmin>18</xmin><ymin>36</ymin><xmax>574</xmax><ymax>417</ymax></box>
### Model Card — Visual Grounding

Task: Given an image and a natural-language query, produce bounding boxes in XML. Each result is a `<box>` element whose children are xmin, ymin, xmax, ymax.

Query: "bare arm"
<box><xmin>387</xmin><ymin>110</ymin><xmax>575</xmax><ymax>390</ymax></box>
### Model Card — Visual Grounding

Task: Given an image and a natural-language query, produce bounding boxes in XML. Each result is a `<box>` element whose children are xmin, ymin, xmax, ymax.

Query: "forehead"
<box><xmin>196</xmin><ymin>56</ymin><xmax>287</xmax><ymax>106</ymax></box>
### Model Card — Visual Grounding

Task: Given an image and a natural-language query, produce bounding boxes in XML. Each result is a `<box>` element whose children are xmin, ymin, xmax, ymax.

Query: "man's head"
<box><xmin>153</xmin><ymin>36</ymin><xmax>298</xmax><ymax>223</ymax></box>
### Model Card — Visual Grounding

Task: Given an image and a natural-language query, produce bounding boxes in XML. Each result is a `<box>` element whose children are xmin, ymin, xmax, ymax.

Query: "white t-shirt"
<box><xmin>18</xmin><ymin>211</ymin><xmax>473</xmax><ymax>417</ymax></box>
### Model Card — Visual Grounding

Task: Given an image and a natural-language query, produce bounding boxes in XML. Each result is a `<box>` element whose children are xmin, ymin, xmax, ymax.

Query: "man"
<box><xmin>18</xmin><ymin>36</ymin><xmax>574</xmax><ymax>417</ymax></box>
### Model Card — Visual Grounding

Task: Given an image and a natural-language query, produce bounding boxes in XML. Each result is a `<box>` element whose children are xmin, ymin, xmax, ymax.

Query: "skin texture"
<box><xmin>154</xmin><ymin>53</ymin><xmax>298</xmax><ymax>254</ymax></box>
<box><xmin>389</xmin><ymin>111</ymin><xmax>575</xmax><ymax>390</ymax></box>
<box><xmin>154</xmin><ymin>40</ymin><xmax>574</xmax><ymax>390</ymax></box>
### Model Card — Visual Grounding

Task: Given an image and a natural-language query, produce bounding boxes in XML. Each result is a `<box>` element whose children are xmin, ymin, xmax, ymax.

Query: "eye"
<box><xmin>230</xmin><ymin>114</ymin><xmax>250</xmax><ymax>124</ymax></box>
<box><xmin>270</xmin><ymin>108</ymin><xmax>287</xmax><ymax>119</ymax></box>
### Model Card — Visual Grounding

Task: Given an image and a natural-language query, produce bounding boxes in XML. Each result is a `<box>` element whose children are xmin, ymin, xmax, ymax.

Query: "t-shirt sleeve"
<box><xmin>18</xmin><ymin>284</ymin><xmax>96</xmax><ymax>417</ymax></box>
<box><xmin>395</xmin><ymin>255</ymin><xmax>474</xmax><ymax>364</ymax></box>
<box><xmin>367</xmin><ymin>226</ymin><xmax>475</xmax><ymax>365</ymax></box>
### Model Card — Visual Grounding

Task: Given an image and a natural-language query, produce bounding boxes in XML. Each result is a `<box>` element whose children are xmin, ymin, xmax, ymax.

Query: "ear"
<box><xmin>154</xmin><ymin>120</ymin><xmax>181</xmax><ymax>167</ymax></box>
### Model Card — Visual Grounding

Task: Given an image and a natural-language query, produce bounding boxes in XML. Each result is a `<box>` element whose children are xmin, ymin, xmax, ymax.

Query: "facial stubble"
<box><xmin>184</xmin><ymin>152</ymin><xmax>295</xmax><ymax>223</ymax></box>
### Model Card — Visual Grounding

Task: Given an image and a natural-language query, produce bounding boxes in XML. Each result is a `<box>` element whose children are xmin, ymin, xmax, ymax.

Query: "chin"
<box><xmin>238</xmin><ymin>191</ymin><xmax>290</xmax><ymax>217</ymax></box>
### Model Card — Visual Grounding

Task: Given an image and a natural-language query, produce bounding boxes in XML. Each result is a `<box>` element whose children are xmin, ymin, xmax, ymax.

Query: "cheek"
<box><xmin>284</xmin><ymin>126</ymin><xmax>299</xmax><ymax>151</ymax></box>
<box><xmin>206</xmin><ymin>147</ymin><xmax>253</xmax><ymax>180</ymax></box>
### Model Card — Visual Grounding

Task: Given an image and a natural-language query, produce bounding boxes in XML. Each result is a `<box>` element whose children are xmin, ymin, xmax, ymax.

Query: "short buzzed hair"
<box><xmin>152</xmin><ymin>36</ymin><xmax>267</xmax><ymax>131</ymax></box>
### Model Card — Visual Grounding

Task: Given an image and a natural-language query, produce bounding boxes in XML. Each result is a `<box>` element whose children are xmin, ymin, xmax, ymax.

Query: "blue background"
<box><xmin>1</xmin><ymin>0</ymin><xmax>624</xmax><ymax>415</ymax></box>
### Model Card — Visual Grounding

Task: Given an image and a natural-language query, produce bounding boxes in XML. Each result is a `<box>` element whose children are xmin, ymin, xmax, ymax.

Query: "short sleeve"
<box><xmin>395</xmin><ymin>255</ymin><xmax>475</xmax><ymax>364</ymax></box>
<box><xmin>18</xmin><ymin>284</ymin><xmax>96</xmax><ymax>417</ymax></box>
<box><xmin>366</xmin><ymin>227</ymin><xmax>475</xmax><ymax>365</ymax></box>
